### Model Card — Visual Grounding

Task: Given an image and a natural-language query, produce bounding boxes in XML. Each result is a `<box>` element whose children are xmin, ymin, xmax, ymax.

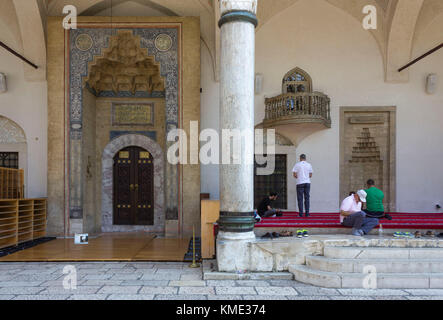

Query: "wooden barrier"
<box><xmin>201</xmin><ymin>200</ymin><xmax>219</xmax><ymax>259</ymax></box>
<box><xmin>0</xmin><ymin>168</ymin><xmax>24</xmax><ymax>199</ymax></box>
<box><xmin>0</xmin><ymin>198</ymin><xmax>47</xmax><ymax>249</ymax></box>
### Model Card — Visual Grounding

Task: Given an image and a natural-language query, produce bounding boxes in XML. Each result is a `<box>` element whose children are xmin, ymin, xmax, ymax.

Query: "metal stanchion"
<box><xmin>189</xmin><ymin>225</ymin><xmax>200</xmax><ymax>268</ymax></box>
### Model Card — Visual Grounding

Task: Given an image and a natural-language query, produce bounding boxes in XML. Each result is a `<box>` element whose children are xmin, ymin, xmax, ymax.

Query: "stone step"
<box><xmin>324</xmin><ymin>246</ymin><xmax>443</xmax><ymax>260</ymax></box>
<box><xmin>289</xmin><ymin>264</ymin><xmax>443</xmax><ymax>289</ymax></box>
<box><xmin>306</xmin><ymin>256</ymin><xmax>443</xmax><ymax>273</ymax></box>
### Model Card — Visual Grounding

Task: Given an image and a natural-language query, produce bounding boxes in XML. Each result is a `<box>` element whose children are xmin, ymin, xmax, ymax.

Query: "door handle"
<box><xmin>130</xmin><ymin>184</ymin><xmax>134</xmax><ymax>191</ymax></box>
<box><xmin>135</xmin><ymin>184</ymin><xmax>139</xmax><ymax>190</ymax></box>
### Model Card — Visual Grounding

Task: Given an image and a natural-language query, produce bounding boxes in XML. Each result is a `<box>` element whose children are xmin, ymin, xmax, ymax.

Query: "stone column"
<box><xmin>217</xmin><ymin>0</ymin><xmax>258</xmax><ymax>272</ymax></box>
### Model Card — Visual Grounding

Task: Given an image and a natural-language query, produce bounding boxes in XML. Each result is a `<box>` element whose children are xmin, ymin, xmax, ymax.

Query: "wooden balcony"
<box><xmin>257</xmin><ymin>92</ymin><xmax>332</xmax><ymax>147</ymax></box>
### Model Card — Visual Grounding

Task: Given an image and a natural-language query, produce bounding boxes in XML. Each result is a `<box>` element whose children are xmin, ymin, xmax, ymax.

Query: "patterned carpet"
<box><xmin>255</xmin><ymin>212</ymin><xmax>443</xmax><ymax>229</ymax></box>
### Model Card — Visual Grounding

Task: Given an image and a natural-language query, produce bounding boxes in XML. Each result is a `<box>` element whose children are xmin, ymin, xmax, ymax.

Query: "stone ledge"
<box><xmin>203</xmin><ymin>259</ymin><xmax>293</xmax><ymax>280</ymax></box>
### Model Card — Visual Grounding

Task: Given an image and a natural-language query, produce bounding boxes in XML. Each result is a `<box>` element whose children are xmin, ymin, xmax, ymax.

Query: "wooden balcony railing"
<box><xmin>264</xmin><ymin>92</ymin><xmax>331</xmax><ymax>127</ymax></box>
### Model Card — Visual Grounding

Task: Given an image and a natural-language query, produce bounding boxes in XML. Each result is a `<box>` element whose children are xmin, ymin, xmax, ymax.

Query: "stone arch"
<box><xmin>0</xmin><ymin>115</ymin><xmax>28</xmax><ymax>195</ymax></box>
<box><xmin>101</xmin><ymin>134</ymin><xmax>165</xmax><ymax>233</ymax></box>
<box><xmin>385</xmin><ymin>0</ymin><xmax>425</xmax><ymax>82</ymax></box>
<box><xmin>282</xmin><ymin>67</ymin><xmax>313</xmax><ymax>94</ymax></box>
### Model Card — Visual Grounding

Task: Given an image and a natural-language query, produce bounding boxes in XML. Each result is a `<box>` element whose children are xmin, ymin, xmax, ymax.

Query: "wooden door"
<box><xmin>113</xmin><ymin>146</ymin><xmax>154</xmax><ymax>225</ymax></box>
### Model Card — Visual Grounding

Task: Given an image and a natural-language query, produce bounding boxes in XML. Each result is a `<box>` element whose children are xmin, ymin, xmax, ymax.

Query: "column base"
<box><xmin>216</xmin><ymin>231</ymin><xmax>256</xmax><ymax>272</ymax></box>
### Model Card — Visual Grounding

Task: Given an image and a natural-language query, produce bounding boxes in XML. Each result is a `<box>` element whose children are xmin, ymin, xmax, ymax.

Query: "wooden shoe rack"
<box><xmin>0</xmin><ymin>198</ymin><xmax>47</xmax><ymax>249</ymax></box>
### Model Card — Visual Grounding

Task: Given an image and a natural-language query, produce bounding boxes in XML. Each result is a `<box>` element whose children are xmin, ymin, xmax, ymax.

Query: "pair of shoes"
<box><xmin>262</xmin><ymin>232</ymin><xmax>272</xmax><ymax>239</ymax></box>
<box><xmin>296</xmin><ymin>229</ymin><xmax>309</xmax><ymax>238</ymax></box>
<box><xmin>280</xmin><ymin>231</ymin><xmax>293</xmax><ymax>237</ymax></box>
<box><xmin>272</xmin><ymin>232</ymin><xmax>280</xmax><ymax>238</ymax></box>
<box><xmin>414</xmin><ymin>231</ymin><xmax>421</xmax><ymax>238</ymax></box>
<box><xmin>425</xmin><ymin>231</ymin><xmax>435</xmax><ymax>238</ymax></box>
<box><xmin>394</xmin><ymin>232</ymin><xmax>414</xmax><ymax>238</ymax></box>
<box><xmin>351</xmin><ymin>228</ymin><xmax>363</xmax><ymax>236</ymax></box>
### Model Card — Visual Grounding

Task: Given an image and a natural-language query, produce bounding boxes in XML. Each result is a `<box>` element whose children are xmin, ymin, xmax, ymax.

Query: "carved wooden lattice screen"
<box><xmin>254</xmin><ymin>154</ymin><xmax>288</xmax><ymax>210</ymax></box>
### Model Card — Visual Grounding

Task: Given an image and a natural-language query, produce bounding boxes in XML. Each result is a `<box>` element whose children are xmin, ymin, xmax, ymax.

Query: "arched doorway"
<box><xmin>102</xmin><ymin>134</ymin><xmax>165</xmax><ymax>233</ymax></box>
<box><xmin>113</xmin><ymin>146</ymin><xmax>154</xmax><ymax>225</ymax></box>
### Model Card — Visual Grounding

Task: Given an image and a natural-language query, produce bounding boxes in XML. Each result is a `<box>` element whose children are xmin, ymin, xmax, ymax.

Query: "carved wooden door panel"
<box><xmin>135</xmin><ymin>151</ymin><xmax>154</xmax><ymax>225</ymax></box>
<box><xmin>113</xmin><ymin>146</ymin><xmax>154</xmax><ymax>225</ymax></box>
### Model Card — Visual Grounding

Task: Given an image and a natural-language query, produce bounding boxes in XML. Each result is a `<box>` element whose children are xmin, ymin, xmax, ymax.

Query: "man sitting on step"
<box><xmin>257</xmin><ymin>192</ymin><xmax>283</xmax><ymax>218</ymax></box>
<box><xmin>340</xmin><ymin>190</ymin><xmax>379</xmax><ymax>236</ymax></box>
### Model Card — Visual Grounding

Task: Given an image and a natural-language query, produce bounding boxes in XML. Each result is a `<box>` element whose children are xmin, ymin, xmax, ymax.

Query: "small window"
<box><xmin>282</xmin><ymin>67</ymin><xmax>312</xmax><ymax>94</ymax></box>
<box><xmin>0</xmin><ymin>152</ymin><xmax>19</xmax><ymax>169</ymax></box>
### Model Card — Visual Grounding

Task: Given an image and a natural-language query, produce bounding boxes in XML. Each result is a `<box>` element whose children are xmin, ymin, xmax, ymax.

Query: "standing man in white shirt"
<box><xmin>292</xmin><ymin>154</ymin><xmax>313</xmax><ymax>217</ymax></box>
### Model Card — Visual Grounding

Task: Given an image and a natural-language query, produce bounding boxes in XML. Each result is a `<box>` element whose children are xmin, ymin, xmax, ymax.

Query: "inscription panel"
<box><xmin>112</xmin><ymin>103</ymin><xmax>154</xmax><ymax>126</ymax></box>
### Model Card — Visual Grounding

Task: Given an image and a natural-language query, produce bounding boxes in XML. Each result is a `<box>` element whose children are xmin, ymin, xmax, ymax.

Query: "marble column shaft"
<box><xmin>217</xmin><ymin>0</ymin><xmax>258</xmax><ymax>272</ymax></box>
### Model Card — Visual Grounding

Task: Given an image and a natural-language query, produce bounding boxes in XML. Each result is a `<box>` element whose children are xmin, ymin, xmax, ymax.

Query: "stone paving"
<box><xmin>0</xmin><ymin>262</ymin><xmax>442</xmax><ymax>300</ymax></box>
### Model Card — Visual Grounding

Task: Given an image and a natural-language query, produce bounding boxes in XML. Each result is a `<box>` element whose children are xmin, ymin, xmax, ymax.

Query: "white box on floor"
<box><xmin>74</xmin><ymin>233</ymin><xmax>89</xmax><ymax>244</ymax></box>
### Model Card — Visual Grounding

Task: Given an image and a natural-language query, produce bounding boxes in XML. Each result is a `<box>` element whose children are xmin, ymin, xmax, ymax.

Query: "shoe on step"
<box><xmin>302</xmin><ymin>229</ymin><xmax>309</xmax><ymax>237</ymax></box>
<box><xmin>414</xmin><ymin>231</ymin><xmax>421</xmax><ymax>238</ymax></box>
<box><xmin>352</xmin><ymin>228</ymin><xmax>363</xmax><ymax>236</ymax></box>
<box><xmin>296</xmin><ymin>230</ymin><xmax>303</xmax><ymax>238</ymax></box>
<box><xmin>272</xmin><ymin>232</ymin><xmax>280</xmax><ymax>238</ymax></box>
<box><xmin>426</xmin><ymin>231</ymin><xmax>435</xmax><ymax>238</ymax></box>
<box><xmin>262</xmin><ymin>232</ymin><xmax>272</xmax><ymax>239</ymax></box>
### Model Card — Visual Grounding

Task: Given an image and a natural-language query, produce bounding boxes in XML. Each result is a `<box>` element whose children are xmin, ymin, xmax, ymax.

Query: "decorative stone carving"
<box><xmin>111</xmin><ymin>103</ymin><xmax>154</xmax><ymax>126</ymax></box>
<box><xmin>84</xmin><ymin>31</ymin><xmax>165</xmax><ymax>96</ymax></box>
<box><xmin>0</xmin><ymin>116</ymin><xmax>26</xmax><ymax>144</ymax></box>
<box><xmin>68</xmin><ymin>26</ymin><xmax>179</xmax><ymax>220</ymax></box>
<box><xmin>154</xmin><ymin>34</ymin><xmax>173</xmax><ymax>52</ymax></box>
<box><xmin>75</xmin><ymin>34</ymin><xmax>93</xmax><ymax>51</ymax></box>
<box><xmin>263</xmin><ymin>67</ymin><xmax>331</xmax><ymax>127</ymax></box>
<box><xmin>340</xmin><ymin>107</ymin><xmax>396</xmax><ymax>212</ymax></box>
<box><xmin>220</xmin><ymin>0</ymin><xmax>257</xmax><ymax>14</ymax></box>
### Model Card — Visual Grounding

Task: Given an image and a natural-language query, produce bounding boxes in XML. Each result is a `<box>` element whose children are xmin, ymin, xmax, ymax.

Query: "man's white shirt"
<box><xmin>339</xmin><ymin>195</ymin><xmax>362</xmax><ymax>223</ymax></box>
<box><xmin>292</xmin><ymin>161</ymin><xmax>313</xmax><ymax>185</ymax></box>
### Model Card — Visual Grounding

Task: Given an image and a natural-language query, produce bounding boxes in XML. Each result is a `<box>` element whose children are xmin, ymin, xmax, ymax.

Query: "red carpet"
<box><xmin>255</xmin><ymin>212</ymin><xmax>443</xmax><ymax>229</ymax></box>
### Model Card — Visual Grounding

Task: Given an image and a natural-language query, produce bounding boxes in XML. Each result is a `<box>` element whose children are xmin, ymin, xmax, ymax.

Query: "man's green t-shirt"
<box><xmin>365</xmin><ymin>187</ymin><xmax>384</xmax><ymax>212</ymax></box>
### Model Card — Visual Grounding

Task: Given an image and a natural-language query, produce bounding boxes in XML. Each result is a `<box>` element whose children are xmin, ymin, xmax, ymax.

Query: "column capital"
<box><xmin>220</xmin><ymin>0</ymin><xmax>257</xmax><ymax>15</ymax></box>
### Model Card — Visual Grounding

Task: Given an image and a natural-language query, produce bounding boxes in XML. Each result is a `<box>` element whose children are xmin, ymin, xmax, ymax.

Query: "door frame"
<box><xmin>101</xmin><ymin>134</ymin><xmax>165</xmax><ymax>233</ymax></box>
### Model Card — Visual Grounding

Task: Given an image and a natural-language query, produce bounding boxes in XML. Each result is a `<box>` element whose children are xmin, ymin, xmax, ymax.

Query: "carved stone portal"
<box><xmin>340</xmin><ymin>107</ymin><xmax>396</xmax><ymax>212</ymax></box>
<box><xmin>84</xmin><ymin>30</ymin><xmax>165</xmax><ymax>96</ymax></box>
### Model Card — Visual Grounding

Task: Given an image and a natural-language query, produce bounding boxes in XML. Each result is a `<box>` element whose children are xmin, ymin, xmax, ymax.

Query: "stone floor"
<box><xmin>0</xmin><ymin>261</ymin><xmax>442</xmax><ymax>300</ymax></box>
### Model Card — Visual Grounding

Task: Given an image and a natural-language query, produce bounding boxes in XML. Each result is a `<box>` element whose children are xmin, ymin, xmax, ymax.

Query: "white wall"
<box><xmin>200</xmin><ymin>41</ymin><xmax>220</xmax><ymax>199</ymax></box>
<box><xmin>199</xmin><ymin>0</ymin><xmax>443</xmax><ymax>213</ymax></box>
<box><xmin>0</xmin><ymin>20</ymin><xmax>48</xmax><ymax>199</ymax></box>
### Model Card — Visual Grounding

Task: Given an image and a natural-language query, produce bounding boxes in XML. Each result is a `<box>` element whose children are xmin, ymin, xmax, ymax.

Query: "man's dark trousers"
<box><xmin>297</xmin><ymin>183</ymin><xmax>310</xmax><ymax>217</ymax></box>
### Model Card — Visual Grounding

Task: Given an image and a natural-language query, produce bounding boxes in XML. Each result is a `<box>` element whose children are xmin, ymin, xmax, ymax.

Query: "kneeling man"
<box><xmin>340</xmin><ymin>190</ymin><xmax>379</xmax><ymax>236</ymax></box>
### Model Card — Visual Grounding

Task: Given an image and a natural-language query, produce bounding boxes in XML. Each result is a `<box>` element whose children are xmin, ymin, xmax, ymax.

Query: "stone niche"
<box><xmin>340</xmin><ymin>107</ymin><xmax>396</xmax><ymax>211</ymax></box>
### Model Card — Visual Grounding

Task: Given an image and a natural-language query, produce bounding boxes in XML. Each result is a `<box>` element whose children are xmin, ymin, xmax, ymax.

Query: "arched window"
<box><xmin>282</xmin><ymin>67</ymin><xmax>312</xmax><ymax>94</ymax></box>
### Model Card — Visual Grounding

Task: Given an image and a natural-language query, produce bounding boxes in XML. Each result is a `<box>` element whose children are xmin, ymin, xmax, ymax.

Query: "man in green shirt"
<box><xmin>364</xmin><ymin>179</ymin><xmax>391</xmax><ymax>220</ymax></box>
<box><xmin>365</xmin><ymin>179</ymin><xmax>384</xmax><ymax>212</ymax></box>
